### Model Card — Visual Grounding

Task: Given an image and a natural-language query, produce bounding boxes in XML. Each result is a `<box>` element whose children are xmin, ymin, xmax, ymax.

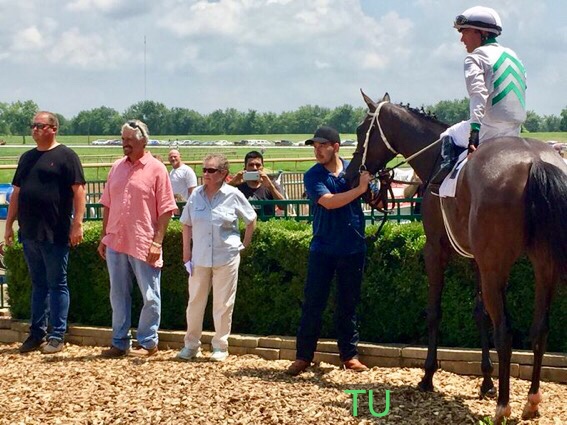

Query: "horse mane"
<box><xmin>395</xmin><ymin>102</ymin><xmax>448</xmax><ymax>127</ymax></box>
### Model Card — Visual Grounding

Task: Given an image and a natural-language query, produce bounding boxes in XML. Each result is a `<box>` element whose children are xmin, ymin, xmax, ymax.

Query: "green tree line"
<box><xmin>2</xmin><ymin>99</ymin><xmax>567</xmax><ymax>142</ymax></box>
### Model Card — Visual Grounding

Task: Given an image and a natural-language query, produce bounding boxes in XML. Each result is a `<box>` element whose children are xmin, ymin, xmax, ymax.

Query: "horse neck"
<box><xmin>385</xmin><ymin>106</ymin><xmax>444</xmax><ymax>181</ymax></box>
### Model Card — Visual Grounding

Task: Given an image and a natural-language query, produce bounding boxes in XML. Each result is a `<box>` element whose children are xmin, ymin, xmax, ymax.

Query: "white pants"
<box><xmin>442</xmin><ymin>119</ymin><xmax>522</xmax><ymax>148</ymax></box>
<box><xmin>480</xmin><ymin>120</ymin><xmax>522</xmax><ymax>143</ymax></box>
<box><xmin>184</xmin><ymin>255</ymin><xmax>240</xmax><ymax>351</ymax></box>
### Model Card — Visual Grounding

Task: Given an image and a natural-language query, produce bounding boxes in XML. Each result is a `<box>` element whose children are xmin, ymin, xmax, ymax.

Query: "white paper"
<box><xmin>184</xmin><ymin>260</ymin><xmax>193</xmax><ymax>276</ymax></box>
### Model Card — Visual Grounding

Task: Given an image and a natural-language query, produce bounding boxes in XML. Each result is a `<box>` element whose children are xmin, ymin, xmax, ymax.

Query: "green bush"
<box><xmin>5</xmin><ymin>220</ymin><xmax>566</xmax><ymax>352</ymax></box>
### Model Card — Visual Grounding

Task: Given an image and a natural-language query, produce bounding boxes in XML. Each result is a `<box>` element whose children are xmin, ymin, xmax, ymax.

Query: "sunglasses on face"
<box><xmin>202</xmin><ymin>168</ymin><xmax>220</xmax><ymax>174</ymax></box>
<box><xmin>127</xmin><ymin>120</ymin><xmax>148</xmax><ymax>139</ymax></box>
<box><xmin>30</xmin><ymin>123</ymin><xmax>54</xmax><ymax>130</ymax></box>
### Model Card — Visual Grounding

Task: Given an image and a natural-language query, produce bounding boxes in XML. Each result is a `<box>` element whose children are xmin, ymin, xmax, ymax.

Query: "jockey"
<box><xmin>431</xmin><ymin>6</ymin><xmax>527</xmax><ymax>187</ymax></box>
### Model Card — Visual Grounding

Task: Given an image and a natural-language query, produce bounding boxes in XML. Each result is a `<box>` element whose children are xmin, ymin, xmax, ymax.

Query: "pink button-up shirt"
<box><xmin>100</xmin><ymin>152</ymin><xmax>177</xmax><ymax>267</ymax></box>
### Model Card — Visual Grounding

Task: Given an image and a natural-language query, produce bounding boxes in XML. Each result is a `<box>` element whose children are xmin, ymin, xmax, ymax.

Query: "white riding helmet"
<box><xmin>454</xmin><ymin>6</ymin><xmax>502</xmax><ymax>36</ymax></box>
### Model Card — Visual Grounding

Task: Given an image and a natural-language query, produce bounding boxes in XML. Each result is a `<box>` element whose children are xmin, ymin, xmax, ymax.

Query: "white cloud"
<box><xmin>67</xmin><ymin>0</ymin><xmax>116</xmax><ymax>11</ymax></box>
<box><xmin>0</xmin><ymin>0</ymin><xmax>564</xmax><ymax>117</ymax></box>
<box><xmin>12</xmin><ymin>26</ymin><xmax>45</xmax><ymax>51</ymax></box>
<box><xmin>48</xmin><ymin>28</ymin><xmax>131</xmax><ymax>69</ymax></box>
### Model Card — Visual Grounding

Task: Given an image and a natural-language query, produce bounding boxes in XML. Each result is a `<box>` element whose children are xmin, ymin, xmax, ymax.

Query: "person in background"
<box><xmin>228</xmin><ymin>150</ymin><xmax>285</xmax><ymax>217</ymax></box>
<box><xmin>168</xmin><ymin>149</ymin><xmax>197</xmax><ymax>202</ymax></box>
<box><xmin>176</xmin><ymin>153</ymin><xmax>256</xmax><ymax>362</ymax></box>
<box><xmin>286</xmin><ymin>126</ymin><xmax>372</xmax><ymax>376</ymax></box>
<box><xmin>98</xmin><ymin>119</ymin><xmax>177</xmax><ymax>358</ymax></box>
<box><xmin>4</xmin><ymin>111</ymin><xmax>86</xmax><ymax>354</ymax></box>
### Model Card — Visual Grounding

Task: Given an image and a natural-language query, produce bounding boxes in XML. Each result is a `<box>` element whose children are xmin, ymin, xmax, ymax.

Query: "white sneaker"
<box><xmin>176</xmin><ymin>346</ymin><xmax>202</xmax><ymax>360</ymax></box>
<box><xmin>41</xmin><ymin>338</ymin><xmax>64</xmax><ymax>354</ymax></box>
<box><xmin>210</xmin><ymin>349</ymin><xmax>229</xmax><ymax>362</ymax></box>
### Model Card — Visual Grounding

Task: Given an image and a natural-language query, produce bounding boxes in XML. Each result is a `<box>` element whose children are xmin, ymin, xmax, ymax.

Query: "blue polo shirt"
<box><xmin>304</xmin><ymin>159</ymin><xmax>366</xmax><ymax>255</ymax></box>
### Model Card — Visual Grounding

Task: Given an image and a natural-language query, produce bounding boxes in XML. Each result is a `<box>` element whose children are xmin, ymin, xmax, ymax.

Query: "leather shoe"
<box><xmin>343</xmin><ymin>358</ymin><xmax>369</xmax><ymax>372</ymax></box>
<box><xmin>286</xmin><ymin>359</ymin><xmax>310</xmax><ymax>376</ymax></box>
<box><xmin>129</xmin><ymin>345</ymin><xmax>158</xmax><ymax>357</ymax></box>
<box><xmin>101</xmin><ymin>346</ymin><xmax>129</xmax><ymax>358</ymax></box>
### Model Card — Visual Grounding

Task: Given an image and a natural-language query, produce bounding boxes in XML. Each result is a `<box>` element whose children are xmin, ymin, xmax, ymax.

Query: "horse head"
<box><xmin>346</xmin><ymin>91</ymin><xmax>409</xmax><ymax>208</ymax></box>
<box><xmin>346</xmin><ymin>90</ymin><xmax>447</xmax><ymax>205</ymax></box>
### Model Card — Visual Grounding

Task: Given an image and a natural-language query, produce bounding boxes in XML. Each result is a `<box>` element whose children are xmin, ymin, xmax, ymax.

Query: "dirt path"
<box><xmin>0</xmin><ymin>343</ymin><xmax>565</xmax><ymax>424</ymax></box>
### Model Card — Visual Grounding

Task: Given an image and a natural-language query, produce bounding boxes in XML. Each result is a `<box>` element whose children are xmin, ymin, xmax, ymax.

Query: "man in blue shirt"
<box><xmin>287</xmin><ymin>126</ymin><xmax>372</xmax><ymax>375</ymax></box>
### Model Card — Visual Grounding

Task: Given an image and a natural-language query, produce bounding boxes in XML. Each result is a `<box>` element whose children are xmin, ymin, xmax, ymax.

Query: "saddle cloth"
<box><xmin>439</xmin><ymin>150</ymin><xmax>468</xmax><ymax>198</ymax></box>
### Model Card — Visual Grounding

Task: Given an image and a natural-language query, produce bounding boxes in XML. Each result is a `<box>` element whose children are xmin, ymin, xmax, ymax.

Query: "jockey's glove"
<box><xmin>468</xmin><ymin>129</ymin><xmax>480</xmax><ymax>154</ymax></box>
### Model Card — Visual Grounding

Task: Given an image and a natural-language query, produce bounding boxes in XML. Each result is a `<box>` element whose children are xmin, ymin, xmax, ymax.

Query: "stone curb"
<box><xmin>1</xmin><ymin>319</ymin><xmax>565</xmax><ymax>384</ymax></box>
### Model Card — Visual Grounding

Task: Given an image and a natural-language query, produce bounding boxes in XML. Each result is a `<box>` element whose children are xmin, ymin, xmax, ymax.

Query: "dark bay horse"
<box><xmin>345</xmin><ymin>92</ymin><xmax>567</xmax><ymax>424</ymax></box>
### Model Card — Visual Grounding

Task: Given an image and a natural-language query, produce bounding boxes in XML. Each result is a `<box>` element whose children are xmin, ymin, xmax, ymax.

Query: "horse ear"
<box><xmin>360</xmin><ymin>89</ymin><xmax>377</xmax><ymax>111</ymax></box>
<box><xmin>382</xmin><ymin>92</ymin><xmax>391</xmax><ymax>102</ymax></box>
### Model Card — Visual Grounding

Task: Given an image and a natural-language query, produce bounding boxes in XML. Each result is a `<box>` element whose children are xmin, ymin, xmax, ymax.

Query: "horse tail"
<box><xmin>525</xmin><ymin>160</ymin><xmax>567</xmax><ymax>275</ymax></box>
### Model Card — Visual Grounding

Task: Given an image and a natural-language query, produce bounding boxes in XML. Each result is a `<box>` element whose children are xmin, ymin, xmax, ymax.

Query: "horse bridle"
<box><xmin>357</xmin><ymin>100</ymin><xmax>442</xmax><ymax>239</ymax></box>
<box><xmin>357</xmin><ymin>101</ymin><xmax>398</xmax><ymax>216</ymax></box>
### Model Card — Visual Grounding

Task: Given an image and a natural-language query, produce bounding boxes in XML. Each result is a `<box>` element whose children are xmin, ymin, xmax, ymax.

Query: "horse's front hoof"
<box><xmin>494</xmin><ymin>404</ymin><xmax>511</xmax><ymax>425</ymax></box>
<box><xmin>417</xmin><ymin>379</ymin><xmax>434</xmax><ymax>392</ymax></box>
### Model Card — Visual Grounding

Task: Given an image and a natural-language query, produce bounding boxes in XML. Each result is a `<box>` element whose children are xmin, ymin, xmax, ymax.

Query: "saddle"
<box><xmin>438</xmin><ymin>150</ymin><xmax>469</xmax><ymax>198</ymax></box>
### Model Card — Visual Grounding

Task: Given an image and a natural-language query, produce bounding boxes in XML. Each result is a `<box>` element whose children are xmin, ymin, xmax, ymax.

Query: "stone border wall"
<box><xmin>1</xmin><ymin>318</ymin><xmax>565</xmax><ymax>384</ymax></box>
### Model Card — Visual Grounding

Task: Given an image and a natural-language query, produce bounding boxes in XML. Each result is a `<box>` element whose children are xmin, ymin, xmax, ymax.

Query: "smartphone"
<box><xmin>243</xmin><ymin>171</ymin><xmax>260</xmax><ymax>181</ymax></box>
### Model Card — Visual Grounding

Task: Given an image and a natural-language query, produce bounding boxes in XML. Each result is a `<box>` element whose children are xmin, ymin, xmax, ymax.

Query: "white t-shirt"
<box><xmin>169</xmin><ymin>164</ymin><xmax>197</xmax><ymax>201</ymax></box>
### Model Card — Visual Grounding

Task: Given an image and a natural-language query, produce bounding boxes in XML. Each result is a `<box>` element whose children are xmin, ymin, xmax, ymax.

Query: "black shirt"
<box><xmin>236</xmin><ymin>181</ymin><xmax>282</xmax><ymax>217</ymax></box>
<box><xmin>13</xmin><ymin>145</ymin><xmax>85</xmax><ymax>244</ymax></box>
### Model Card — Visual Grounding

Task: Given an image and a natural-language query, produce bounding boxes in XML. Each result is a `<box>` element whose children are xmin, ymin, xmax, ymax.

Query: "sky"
<box><xmin>0</xmin><ymin>0</ymin><xmax>565</xmax><ymax>119</ymax></box>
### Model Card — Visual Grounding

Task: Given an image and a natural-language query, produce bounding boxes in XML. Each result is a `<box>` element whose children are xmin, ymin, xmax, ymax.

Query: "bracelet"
<box><xmin>151</xmin><ymin>241</ymin><xmax>162</xmax><ymax>248</ymax></box>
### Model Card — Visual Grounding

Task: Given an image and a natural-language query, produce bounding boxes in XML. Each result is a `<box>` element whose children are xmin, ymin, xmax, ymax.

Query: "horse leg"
<box><xmin>479</xmin><ymin>270</ymin><xmax>513</xmax><ymax>425</ymax></box>
<box><xmin>521</xmin><ymin>261</ymin><xmax>555</xmax><ymax>420</ymax></box>
<box><xmin>418</xmin><ymin>242</ymin><xmax>449</xmax><ymax>392</ymax></box>
<box><xmin>472</xmin><ymin>263</ymin><xmax>496</xmax><ymax>399</ymax></box>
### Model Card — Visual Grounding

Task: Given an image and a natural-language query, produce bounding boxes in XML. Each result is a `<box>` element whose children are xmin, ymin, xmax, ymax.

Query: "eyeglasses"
<box><xmin>127</xmin><ymin>120</ymin><xmax>148</xmax><ymax>139</ymax></box>
<box><xmin>202</xmin><ymin>168</ymin><xmax>220</xmax><ymax>174</ymax></box>
<box><xmin>30</xmin><ymin>123</ymin><xmax>54</xmax><ymax>130</ymax></box>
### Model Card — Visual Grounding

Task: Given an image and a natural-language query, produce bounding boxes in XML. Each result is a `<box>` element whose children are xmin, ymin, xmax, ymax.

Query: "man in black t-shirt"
<box><xmin>228</xmin><ymin>150</ymin><xmax>285</xmax><ymax>217</ymax></box>
<box><xmin>4</xmin><ymin>111</ymin><xmax>86</xmax><ymax>355</ymax></box>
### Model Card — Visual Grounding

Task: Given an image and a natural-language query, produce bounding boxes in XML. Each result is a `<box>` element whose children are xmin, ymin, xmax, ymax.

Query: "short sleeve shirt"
<box><xmin>169</xmin><ymin>164</ymin><xmax>198</xmax><ymax>201</ymax></box>
<box><xmin>100</xmin><ymin>152</ymin><xmax>177</xmax><ymax>267</ymax></box>
<box><xmin>303</xmin><ymin>158</ymin><xmax>366</xmax><ymax>255</ymax></box>
<box><xmin>236</xmin><ymin>180</ymin><xmax>283</xmax><ymax>216</ymax></box>
<box><xmin>180</xmin><ymin>183</ymin><xmax>256</xmax><ymax>267</ymax></box>
<box><xmin>13</xmin><ymin>144</ymin><xmax>85</xmax><ymax>244</ymax></box>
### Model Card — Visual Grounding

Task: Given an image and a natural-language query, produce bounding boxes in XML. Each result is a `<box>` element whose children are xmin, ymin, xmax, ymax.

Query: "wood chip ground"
<box><xmin>0</xmin><ymin>343</ymin><xmax>565</xmax><ymax>424</ymax></box>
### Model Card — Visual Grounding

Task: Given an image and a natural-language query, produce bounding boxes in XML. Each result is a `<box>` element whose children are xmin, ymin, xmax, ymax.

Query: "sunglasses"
<box><xmin>30</xmin><ymin>123</ymin><xmax>54</xmax><ymax>130</ymax></box>
<box><xmin>202</xmin><ymin>168</ymin><xmax>220</xmax><ymax>174</ymax></box>
<box><xmin>127</xmin><ymin>120</ymin><xmax>148</xmax><ymax>139</ymax></box>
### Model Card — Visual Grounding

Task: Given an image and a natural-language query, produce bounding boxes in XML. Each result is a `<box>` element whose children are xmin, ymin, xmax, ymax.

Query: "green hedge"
<box><xmin>5</xmin><ymin>220</ymin><xmax>566</xmax><ymax>352</ymax></box>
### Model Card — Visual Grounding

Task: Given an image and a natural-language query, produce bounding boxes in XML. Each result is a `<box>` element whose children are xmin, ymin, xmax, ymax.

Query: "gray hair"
<box><xmin>121</xmin><ymin>119</ymin><xmax>149</xmax><ymax>141</ymax></box>
<box><xmin>203</xmin><ymin>153</ymin><xmax>229</xmax><ymax>172</ymax></box>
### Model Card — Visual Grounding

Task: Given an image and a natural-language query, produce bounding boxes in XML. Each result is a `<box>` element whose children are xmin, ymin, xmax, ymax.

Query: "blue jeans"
<box><xmin>106</xmin><ymin>247</ymin><xmax>161</xmax><ymax>351</ymax></box>
<box><xmin>296</xmin><ymin>251</ymin><xmax>365</xmax><ymax>362</ymax></box>
<box><xmin>22</xmin><ymin>239</ymin><xmax>70</xmax><ymax>341</ymax></box>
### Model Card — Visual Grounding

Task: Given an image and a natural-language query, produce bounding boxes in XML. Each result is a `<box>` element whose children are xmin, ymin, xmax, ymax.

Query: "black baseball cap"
<box><xmin>305</xmin><ymin>126</ymin><xmax>341</xmax><ymax>145</ymax></box>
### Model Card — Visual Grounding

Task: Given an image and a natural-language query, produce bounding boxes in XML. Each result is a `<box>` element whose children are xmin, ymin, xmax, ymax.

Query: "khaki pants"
<box><xmin>183</xmin><ymin>255</ymin><xmax>240</xmax><ymax>351</ymax></box>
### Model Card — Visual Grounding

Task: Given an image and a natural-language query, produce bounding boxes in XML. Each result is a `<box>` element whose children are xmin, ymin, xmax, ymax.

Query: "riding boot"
<box><xmin>430</xmin><ymin>136</ymin><xmax>458</xmax><ymax>186</ymax></box>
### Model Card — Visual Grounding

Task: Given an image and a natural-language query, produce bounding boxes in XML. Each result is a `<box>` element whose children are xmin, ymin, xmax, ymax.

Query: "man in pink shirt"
<box><xmin>97</xmin><ymin>120</ymin><xmax>177</xmax><ymax>357</ymax></box>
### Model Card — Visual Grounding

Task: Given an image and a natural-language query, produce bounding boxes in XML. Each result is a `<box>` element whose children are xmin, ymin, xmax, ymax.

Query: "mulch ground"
<box><xmin>0</xmin><ymin>343</ymin><xmax>565</xmax><ymax>424</ymax></box>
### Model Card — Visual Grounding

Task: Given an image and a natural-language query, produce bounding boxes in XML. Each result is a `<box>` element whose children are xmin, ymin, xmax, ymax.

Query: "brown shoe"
<box><xmin>101</xmin><ymin>346</ymin><xmax>129</xmax><ymax>358</ymax></box>
<box><xmin>343</xmin><ymin>358</ymin><xmax>369</xmax><ymax>372</ymax></box>
<box><xmin>286</xmin><ymin>359</ymin><xmax>310</xmax><ymax>376</ymax></box>
<box><xmin>129</xmin><ymin>345</ymin><xmax>158</xmax><ymax>357</ymax></box>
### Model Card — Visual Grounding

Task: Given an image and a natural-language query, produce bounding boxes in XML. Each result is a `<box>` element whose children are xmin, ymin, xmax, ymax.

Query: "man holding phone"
<box><xmin>229</xmin><ymin>150</ymin><xmax>285</xmax><ymax>217</ymax></box>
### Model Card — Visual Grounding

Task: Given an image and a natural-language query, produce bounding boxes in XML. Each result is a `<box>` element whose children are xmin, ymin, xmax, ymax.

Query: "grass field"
<box><xmin>0</xmin><ymin>132</ymin><xmax>564</xmax><ymax>182</ymax></box>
